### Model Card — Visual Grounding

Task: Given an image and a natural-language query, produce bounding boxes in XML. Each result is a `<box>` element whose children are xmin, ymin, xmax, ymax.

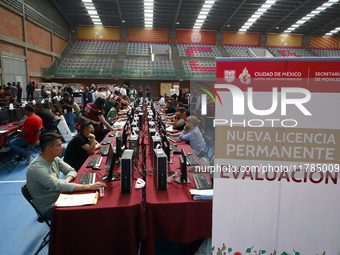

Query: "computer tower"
<box><xmin>153</xmin><ymin>148</ymin><xmax>168</xmax><ymax>190</ymax></box>
<box><xmin>151</xmin><ymin>135</ymin><xmax>161</xmax><ymax>149</ymax></box>
<box><xmin>121</xmin><ymin>150</ymin><xmax>134</xmax><ymax>193</ymax></box>
<box><xmin>138</xmin><ymin>113</ymin><xmax>143</xmax><ymax>128</ymax></box>
<box><xmin>129</xmin><ymin>134</ymin><xmax>139</xmax><ymax>167</ymax></box>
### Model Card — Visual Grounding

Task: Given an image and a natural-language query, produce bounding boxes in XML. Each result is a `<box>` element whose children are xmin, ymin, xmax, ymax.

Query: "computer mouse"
<box><xmin>92</xmin><ymin>166</ymin><xmax>101</xmax><ymax>170</ymax></box>
<box><xmin>187</xmin><ymin>153</ymin><xmax>192</xmax><ymax>155</ymax></box>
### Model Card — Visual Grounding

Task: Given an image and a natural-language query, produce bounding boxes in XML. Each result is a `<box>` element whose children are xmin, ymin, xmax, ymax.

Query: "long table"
<box><xmin>0</xmin><ymin>123</ymin><xmax>23</xmax><ymax>148</ymax></box>
<box><xmin>50</xmin><ymin>117</ymin><xmax>212</xmax><ymax>255</ymax></box>
<box><xmin>49</xmin><ymin>134</ymin><xmax>148</xmax><ymax>255</ymax></box>
<box><xmin>141</xmin><ymin>136</ymin><xmax>213</xmax><ymax>255</ymax></box>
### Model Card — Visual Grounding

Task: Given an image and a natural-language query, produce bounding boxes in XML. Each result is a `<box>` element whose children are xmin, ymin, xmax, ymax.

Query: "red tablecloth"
<box><xmin>49</xmin><ymin>131</ymin><xmax>148</xmax><ymax>255</ymax></box>
<box><xmin>0</xmin><ymin>123</ymin><xmax>23</xmax><ymax>148</ymax></box>
<box><xmin>141</xmin><ymin>138</ymin><xmax>213</xmax><ymax>255</ymax></box>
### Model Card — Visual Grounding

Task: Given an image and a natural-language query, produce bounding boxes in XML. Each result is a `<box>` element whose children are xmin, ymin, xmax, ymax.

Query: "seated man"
<box><xmin>162</xmin><ymin>100</ymin><xmax>176</xmax><ymax>115</ymax></box>
<box><xmin>169</xmin><ymin>108</ymin><xmax>188</xmax><ymax>131</ymax></box>
<box><xmin>166</xmin><ymin>102</ymin><xmax>183</xmax><ymax>118</ymax></box>
<box><xmin>106</xmin><ymin>102</ymin><xmax>125</xmax><ymax>124</ymax></box>
<box><xmin>26</xmin><ymin>133</ymin><xmax>106</xmax><ymax>219</ymax></box>
<box><xmin>34</xmin><ymin>103</ymin><xmax>55</xmax><ymax>133</ymax></box>
<box><xmin>169</xmin><ymin>116</ymin><xmax>206</xmax><ymax>156</ymax></box>
<box><xmin>0</xmin><ymin>87</ymin><xmax>15</xmax><ymax>106</ymax></box>
<box><xmin>64</xmin><ymin>121</ymin><xmax>101</xmax><ymax>171</ymax></box>
<box><xmin>8</xmin><ymin>104</ymin><xmax>43</xmax><ymax>164</ymax></box>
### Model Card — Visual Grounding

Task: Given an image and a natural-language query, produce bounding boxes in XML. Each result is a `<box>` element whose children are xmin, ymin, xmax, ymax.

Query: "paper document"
<box><xmin>190</xmin><ymin>189</ymin><xmax>213</xmax><ymax>196</ymax></box>
<box><xmin>166</xmin><ymin>125</ymin><xmax>173</xmax><ymax>132</ymax></box>
<box><xmin>55</xmin><ymin>192</ymin><xmax>98</xmax><ymax>207</ymax></box>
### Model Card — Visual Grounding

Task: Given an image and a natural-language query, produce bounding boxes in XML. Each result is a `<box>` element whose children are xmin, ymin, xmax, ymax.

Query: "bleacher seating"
<box><xmin>311</xmin><ymin>48</ymin><xmax>340</xmax><ymax>57</ymax></box>
<box><xmin>70</xmin><ymin>39</ymin><xmax>120</xmax><ymax>55</ymax></box>
<box><xmin>268</xmin><ymin>47</ymin><xmax>312</xmax><ymax>57</ymax></box>
<box><xmin>126</xmin><ymin>41</ymin><xmax>168</xmax><ymax>56</ymax></box>
<box><xmin>59</xmin><ymin>57</ymin><xmax>115</xmax><ymax>69</ymax></box>
<box><xmin>177</xmin><ymin>43</ymin><xmax>222</xmax><ymax>57</ymax></box>
<box><xmin>124</xmin><ymin>59</ymin><xmax>174</xmax><ymax>71</ymax></box>
<box><xmin>182</xmin><ymin>60</ymin><xmax>216</xmax><ymax>75</ymax></box>
<box><xmin>224</xmin><ymin>45</ymin><xmax>261</xmax><ymax>57</ymax></box>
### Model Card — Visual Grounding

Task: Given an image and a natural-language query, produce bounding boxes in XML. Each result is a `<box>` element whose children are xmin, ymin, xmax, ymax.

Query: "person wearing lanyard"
<box><xmin>61</xmin><ymin>92</ymin><xmax>75</xmax><ymax>132</ymax></box>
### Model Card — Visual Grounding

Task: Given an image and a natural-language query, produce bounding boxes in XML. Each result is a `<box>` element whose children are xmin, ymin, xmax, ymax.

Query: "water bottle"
<box><xmin>99</xmin><ymin>185</ymin><xmax>104</xmax><ymax>197</ymax></box>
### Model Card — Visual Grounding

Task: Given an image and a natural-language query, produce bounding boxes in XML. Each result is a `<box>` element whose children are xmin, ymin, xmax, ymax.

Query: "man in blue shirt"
<box><xmin>170</xmin><ymin>116</ymin><xmax>206</xmax><ymax>156</ymax></box>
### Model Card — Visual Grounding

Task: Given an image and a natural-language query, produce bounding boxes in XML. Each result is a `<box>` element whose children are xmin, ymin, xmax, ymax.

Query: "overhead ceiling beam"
<box><xmin>266</xmin><ymin>0</ymin><xmax>310</xmax><ymax>33</ymax></box>
<box><xmin>220</xmin><ymin>0</ymin><xmax>247</xmax><ymax>32</ymax></box>
<box><xmin>116</xmin><ymin>0</ymin><xmax>124</xmax><ymax>27</ymax></box>
<box><xmin>172</xmin><ymin>0</ymin><xmax>183</xmax><ymax>30</ymax></box>
<box><xmin>49</xmin><ymin>0</ymin><xmax>75</xmax><ymax>28</ymax></box>
<box><xmin>308</xmin><ymin>16</ymin><xmax>340</xmax><ymax>36</ymax></box>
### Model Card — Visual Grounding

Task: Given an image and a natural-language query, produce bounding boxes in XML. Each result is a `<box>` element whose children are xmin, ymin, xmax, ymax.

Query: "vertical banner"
<box><xmin>160</xmin><ymin>83</ymin><xmax>172</xmax><ymax>96</ymax></box>
<box><xmin>212</xmin><ymin>58</ymin><xmax>340</xmax><ymax>255</ymax></box>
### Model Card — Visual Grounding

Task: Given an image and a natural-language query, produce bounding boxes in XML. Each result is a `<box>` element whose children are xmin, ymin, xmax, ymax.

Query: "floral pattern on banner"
<box><xmin>211</xmin><ymin>244</ymin><xmax>326</xmax><ymax>255</ymax></box>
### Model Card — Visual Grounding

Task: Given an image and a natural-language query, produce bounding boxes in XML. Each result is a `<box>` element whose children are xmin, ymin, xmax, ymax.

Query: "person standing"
<box><xmin>17</xmin><ymin>82</ymin><xmax>22</xmax><ymax>103</ymax></box>
<box><xmin>138</xmin><ymin>85</ymin><xmax>143</xmax><ymax>98</ymax></box>
<box><xmin>8</xmin><ymin>104</ymin><xmax>43</xmax><ymax>163</ymax></box>
<box><xmin>76</xmin><ymin>98</ymin><xmax>118</xmax><ymax>142</ymax></box>
<box><xmin>9</xmin><ymin>82</ymin><xmax>18</xmax><ymax>99</ymax></box>
<box><xmin>82</xmin><ymin>86</ymin><xmax>94</xmax><ymax>107</ymax></box>
<box><xmin>129</xmin><ymin>85</ymin><xmax>137</xmax><ymax>102</ymax></box>
<box><xmin>94</xmin><ymin>87</ymin><xmax>106</xmax><ymax>100</ymax></box>
<box><xmin>120</xmin><ymin>85</ymin><xmax>127</xmax><ymax>97</ymax></box>
<box><xmin>26</xmin><ymin>81</ymin><xmax>35</xmax><ymax>101</ymax></box>
<box><xmin>41</xmin><ymin>85</ymin><xmax>47</xmax><ymax>99</ymax></box>
<box><xmin>64</xmin><ymin>121</ymin><xmax>101</xmax><ymax>171</ymax></box>
<box><xmin>60</xmin><ymin>92</ymin><xmax>75</xmax><ymax>132</ymax></box>
<box><xmin>51</xmin><ymin>86</ymin><xmax>57</xmax><ymax>98</ymax></box>
<box><xmin>145</xmin><ymin>85</ymin><xmax>151</xmax><ymax>100</ymax></box>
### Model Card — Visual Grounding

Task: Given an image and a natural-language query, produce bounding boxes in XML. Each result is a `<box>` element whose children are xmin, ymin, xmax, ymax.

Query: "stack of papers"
<box><xmin>55</xmin><ymin>192</ymin><xmax>98</xmax><ymax>207</ymax></box>
<box><xmin>190</xmin><ymin>189</ymin><xmax>213</xmax><ymax>200</ymax></box>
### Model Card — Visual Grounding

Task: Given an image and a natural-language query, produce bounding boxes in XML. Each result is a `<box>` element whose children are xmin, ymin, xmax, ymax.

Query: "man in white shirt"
<box><xmin>158</xmin><ymin>94</ymin><xmax>165</xmax><ymax>106</ymax></box>
<box><xmin>129</xmin><ymin>85</ymin><xmax>137</xmax><ymax>102</ymax></box>
<box><xmin>94</xmin><ymin>87</ymin><xmax>106</xmax><ymax>100</ymax></box>
<box><xmin>120</xmin><ymin>85</ymin><xmax>127</xmax><ymax>96</ymax></box>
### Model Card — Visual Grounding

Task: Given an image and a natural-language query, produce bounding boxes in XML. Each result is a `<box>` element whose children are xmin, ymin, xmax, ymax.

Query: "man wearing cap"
<box><xmin>16</xmin><ymin>82</ymin><xmax>22</xmax><ymax>103</ymax></box>
<box><xmin>26</xmin><ymin>81</ymin><xmax>35</xmax><ymax>101</ymax></box>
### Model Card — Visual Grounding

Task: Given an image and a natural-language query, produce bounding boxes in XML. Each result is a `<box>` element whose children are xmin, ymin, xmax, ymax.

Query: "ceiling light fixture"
<box><xmin>192</xmin><ymin>0</ymin><xmax>216</xmax><ymax>30</ymax></box>
<box><xmin>144</xmin><ymin>0</ymin><xmax>154</xmax><ymax>28</ymax></box>
<box><xmin>284</xmin><ymin>0</ymin><xmax>337</xmax><ymax>35</ymax></box>
<box><xmin>239</xmin><ymin>0</ymin><xmax>277</xmax><ymax>32</ymax></box>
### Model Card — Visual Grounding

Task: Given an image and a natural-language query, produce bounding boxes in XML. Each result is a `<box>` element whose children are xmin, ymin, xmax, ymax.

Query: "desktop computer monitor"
<box><xmin>0</xmin><ymin>110</ymin><xmax>11</xmax><ymax>125</ymax></box>
<box><xmin>175</xmin><ymin>147</ymin><xmax>189</xmax><ymax>184</ymax></box>
<box><xmin>16</xmin><ymin>107</ymin><xmax>24</xmax><ymax>120</ymax></box>
<box><xmin>175</xmin><ymin>154</ymin><xmax>190</xmax><ymax>184</ymax></box>
<box><xmin>162</xmin><ymin>140</ymin><xmax>172</xmax><ymax>164</ymax></box>
<box><xmin>102</xmin><ymin>144</ymin><xmax>118</xmax><ymax>181</ymax></box>
<box><xmin>122</xmin><ymin>125</ymin><xmax>128</xmax><ymax>148</ymax></box>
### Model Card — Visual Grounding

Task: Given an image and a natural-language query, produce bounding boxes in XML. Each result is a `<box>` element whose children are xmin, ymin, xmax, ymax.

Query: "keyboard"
<box><xmin>109</xmin><ymin>131</ymin><xmax>119</xmax><ymax>137</ymax></box>
<box><xmin>102</xmin><ymin>138</ymin><xmax>112</xmax><ymax>145</ymax></box>
<box><xmin>186</xmin><ymin>154</ymin><xmax>199</xmax><ymax>166</ymax></box>
<box><xmin>192</xmin><ymin>174</ymin><xmax>212</xmax><ymax>190</ymax></box>
<box><xmin>79</xmin><ymin>173</ymin><xmax>96</xmax><ymax>185</ymax></box>
<box><xmin>170</xmin><ymin>145</ymin><xmax>181</xmax><ymax>154</ymax></box>
<box><xmin>86</xmin><ymin>156</ymin><xmax>103</xmax><ymax>168</ymax></box>
<box><xmin>13</xmin><ymin>120</ymin><xmax>24</xmax><ymax>125</ymax></box>
<box><xmin>97</xmin><ymin>146</ymin><xmax>110</xmax><ymax>156</ymax></box>
<box><xmin>168</xmin><ymin>136</ymin><xmax>181</xmax><ymax>143</ymax></box>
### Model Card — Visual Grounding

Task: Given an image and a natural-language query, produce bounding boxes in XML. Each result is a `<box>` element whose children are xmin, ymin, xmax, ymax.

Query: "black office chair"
<box><xmin>26</xmin><ymin>126</ymin><xmax>44</xmax><ymax>158</ymax></box>
<box><xmin>21</xmin><ymin>183</ymin><xmax>50</xmax><ymax>255</ymax></box>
